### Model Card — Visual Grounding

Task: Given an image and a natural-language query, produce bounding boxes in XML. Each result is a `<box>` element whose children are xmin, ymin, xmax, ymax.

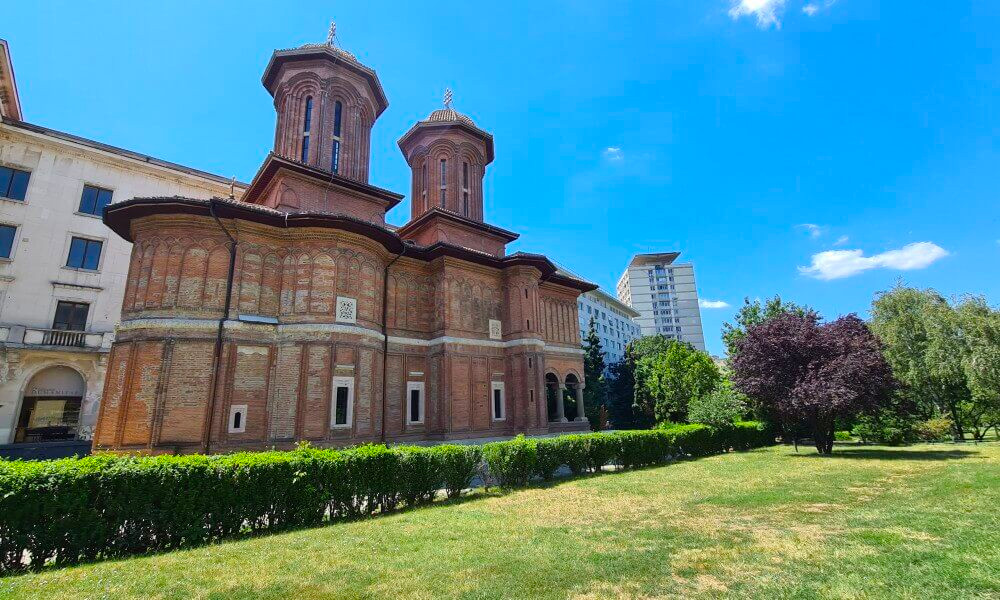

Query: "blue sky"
<box><xmin>5</xmin><ymin>0</ymin><xmax>999</xmax><ymax>356</ymax></box>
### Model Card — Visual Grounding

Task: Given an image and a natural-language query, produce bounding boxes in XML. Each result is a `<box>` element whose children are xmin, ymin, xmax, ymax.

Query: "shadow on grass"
<box><xmin>793</xmin><ymin>447</ymin><xmax>979</xmax><ymax>461</ymax></box>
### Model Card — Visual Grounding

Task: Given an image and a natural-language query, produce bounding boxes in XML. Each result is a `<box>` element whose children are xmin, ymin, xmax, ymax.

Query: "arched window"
<box><xmin>331</xmin><ymin>100</ymin><xmax>343</xmax><ymax>173</ymax></box>
<box><xmin>439</xmin><ymin>159</ymin><xmax>447</xmax><ymax>208</ymax></box>
<box><xmin>301</xmin><ymin>96</ymin><xmax>313</xmax><ymax>162</ymax></box>
<box><xmin>421</xmin><ymin>162</ymin><xmax>427</xmax><ymax>211</ymax></box>
<box><xmin>462</xmin><ymin>162</ymin><xmax>470</xmax><ymax>216</ymax></box>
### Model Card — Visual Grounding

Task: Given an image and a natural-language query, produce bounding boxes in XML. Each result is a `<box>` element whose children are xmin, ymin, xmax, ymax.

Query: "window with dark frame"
<box><xmin>439</xmin><ymin>159</ymin><xmax>447</xmax><ymax>207</ymax></box>
<box><xmin>78</xmin><ymin>185</ymin><xmax>113</xmax><ymax>216</ymax></box>
<box><xmin>52</xmin><ymin>301</ymin><xmax>89</xmax><ymax>331</ymax></box>
<box><xmin>0</xmin><ymin>224</ymin><xmax>15</xmax><ymax>258</ymax></box>
<box><xmin>301</xmin><ymin>96</ymin><xmax>313</xmax><ymax>162</ymax></box>
<box><xmin>493</xmin><ymin>387</ymin><xmax>503</xmax><ymax>420</ymax></box>
<box><xmin>331</xmin><ymin>100</ymin><xmax>343</xmax><ymax>173</ymax></box>
<box><xmin>0</xmin><ymin>166</ymin><xmax>30</xmax><ymax>201</ymax></box>
<box><xmin>334</xmin><ymin>384</ymin><xmax>349</xmax><ymax>426</ymax></box>
<box><xmin>409</xmin><ymin>388</ymin><xmax>421</xmax><ymax>423</ymax></box>
<box><xmin>66</xmin><ymin>237</ymin><xmax>102</xmax><ymax>270</ymax></box>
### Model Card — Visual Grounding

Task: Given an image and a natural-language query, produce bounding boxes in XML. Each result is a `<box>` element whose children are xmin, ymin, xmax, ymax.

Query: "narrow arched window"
<box><xmin>421</xmin><ymin>163</ymin><xmax>427</xmax><ymax>211</ymax></box>
<box><xmin>301</xmin><ymin>96</ymin><xmax>313</xmax><ymax>162</ymax></box>
<box><xmin>462</xmin><ymin>162</ymin><xmax>470</xmax><ymax>216</ymax></box>
<box><xmin>331</xmin><ymin>100</ymin><xmax>343</xmax><ymax>173</ymax></box>
<box><xmin>439</xmin><ymin>159</ymin><xmax>447</xmax><ymax>207</ymax></box>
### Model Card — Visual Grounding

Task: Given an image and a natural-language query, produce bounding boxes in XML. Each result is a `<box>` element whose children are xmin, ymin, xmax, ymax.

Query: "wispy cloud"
<box><xmin>796</xmin><ymin>223</ymin><xmax>824</xmax><ymax>239</ymax></box>
<box><xmin>803</xmin><ymin>0</ymin><xmax>836</xmax><ymax>16</ymax></box>
<box><xmin>729</xmin><ymin>0</ymin><xmax>786</xmax><ymax>29</ymax></box>
<box><xmin>833</xmin><ymin>235</ymin><xmax>849</xmax><ymax>246</ymax></box>
<box><xmin>799</xmin><ymin>242</ymin><xmax>949</xmax><ymax>280</ymax></box>
<box><xmin>699</xmin><ymin>299</ymin><xmax>731</xmax><ymax>309</ymax></box>
<box><xmin>602</xmin><ymin>147</ymin><xmax>624</xmax><ymax>161</ymax></box>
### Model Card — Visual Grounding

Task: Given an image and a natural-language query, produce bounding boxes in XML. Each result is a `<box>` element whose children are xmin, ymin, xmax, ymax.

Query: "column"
<box><xmin>557</xmin><ymin>384</ymin><xmax>567</xmax><ymax>422</ymax></box>
<box><xmin>574</xmin><ymin>383</ymin><xmax>586</xmax><ymax>422</ymax></box>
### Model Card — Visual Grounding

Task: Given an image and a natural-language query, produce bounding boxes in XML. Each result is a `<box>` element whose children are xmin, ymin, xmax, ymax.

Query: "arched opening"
<box><xmin>545</xmin><ymin>372</ymin><xmax>564</xmax><ymax>422</ymax></box>
<box><xmin>564</xmin><ymin>373</ymin><xmax>581</xmax><ymax>421</ymax></box>
<box><xmin>14</xmin><ymin>366</ymin><xmax>86</xmax><ymax>443</ymax></box>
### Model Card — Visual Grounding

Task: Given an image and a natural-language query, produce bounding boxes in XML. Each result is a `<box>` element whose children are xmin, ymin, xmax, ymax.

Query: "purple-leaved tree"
<box><xmin>730</xmin><ymin>312</ymin><xmax>895</xmax><ymax>454</ymax></box>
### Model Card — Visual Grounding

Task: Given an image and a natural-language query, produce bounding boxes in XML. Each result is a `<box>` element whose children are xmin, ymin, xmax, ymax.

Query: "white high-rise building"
<box><xmin>616</xmin><ymin>252</ymin><xmax>706</xmax><ymax>351</ymax></box>
<box><xmin>576</xmin><ymin>288</ymin><xmax>641</xmax><ymax>370</ymax></box>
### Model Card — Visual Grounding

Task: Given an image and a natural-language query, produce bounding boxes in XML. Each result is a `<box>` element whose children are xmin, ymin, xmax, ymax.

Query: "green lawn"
<box><xmin>2</xmin><ymin>443</ymin><xmax>998</xmax><ymax>600</ymax></box>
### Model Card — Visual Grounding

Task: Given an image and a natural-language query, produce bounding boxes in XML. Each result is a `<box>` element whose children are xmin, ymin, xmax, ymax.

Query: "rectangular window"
<box><xmin>439</xmin><ymin>159</ymin><xmax>447</xmax><ymax>207</ymax></box>
<box><xmin>331</xmin><ymin>376</ymin><xmax>354</xmax><ymax>427</ymax></box>
<box><xmin>0</xmin><ymin>224</ymin><xmax>15</xmax><ymax>258</ymax></box>
<box><xmin>52</xmin><ymin>301</ymin><xmax>89</xmax><ymax>331</ymax></box>
<box><xmin>491</xmin><ymin>381</ymin><xmax>505</xmax><ymax>421</ymax></box>
<box><xmin>0</xmin><ymin>166</ymin><xmax>30</xmax><ymax>201</ymax></box>
<box><xmin>78</xmin><ymin>185</ymin><xmax>114</xmax><ymax>216</ymax></box>
<box><xmin>407</xmin><ymin>381</ymin><xmax>425</xmax><ymax>424</ymax></box>
<box><xmin>66</xmin><ymin>237</ymin><xmax>102</xmax><ymax>270</ymax></box>
<box><xmin>421</xmin><ymin>163</ymin><xmax>427</xmax><ymax>209</ymax></box>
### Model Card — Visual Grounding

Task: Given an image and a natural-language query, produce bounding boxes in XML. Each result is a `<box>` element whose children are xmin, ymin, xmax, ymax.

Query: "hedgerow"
<box><xmin>0</xmin><ymin>422</ymin><xmax>771</xmax><ymax>572</ymax></box>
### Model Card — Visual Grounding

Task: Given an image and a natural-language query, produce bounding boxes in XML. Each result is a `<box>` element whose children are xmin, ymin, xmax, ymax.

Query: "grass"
<box><xmin>2</xmin><ymin>443</ymin><xmax>998</xmax><ymax>599</ymax></box>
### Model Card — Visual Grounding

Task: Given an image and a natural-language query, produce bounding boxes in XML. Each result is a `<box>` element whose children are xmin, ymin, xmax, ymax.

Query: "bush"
<box><xmin>0</xmin><ymin>424</ymin><xmax>774</xmax><ymax>573</ymax></box>
<box><xmin>914</xmin><ymin>417</ymin><xmax>954</xmax><ymax>442</ymax></box>
<box><xmin>834</xmin><ymin>430</ymin><xmax>853</xmax><ymax>441</ymax></box>
<box><xmin>688</xmin><ymin>384</ymin><xmax>748</xmax><ymax>428</ymax></box>
<box><xmin>852</xmin><ymin>413</ymin><xmax>915</xmax><ymax>445</ymax></box>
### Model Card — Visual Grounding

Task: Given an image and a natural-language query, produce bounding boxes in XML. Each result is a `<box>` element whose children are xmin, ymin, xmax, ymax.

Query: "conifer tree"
<box><xmin>582</xmin><ymin>316</ymin><xmax>608</xmax><ymax>430</ymax></box>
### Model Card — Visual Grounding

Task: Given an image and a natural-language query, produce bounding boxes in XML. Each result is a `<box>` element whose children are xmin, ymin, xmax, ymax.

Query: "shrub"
<box><xmin>481</xmin><ymin>436</ymin><xmax>537</xmax><ymax>488</ymax></box>
<box><xmin>914</xmin><ymin>417</ymin><xmax>954</xmax><ymax>442</ymax></box>
<box><xmin>688</xmin><ymin>384</ymin><xmax>748</xmax><ymax>428</ymax></box>
<box><xmin>428</xmin><ymin>445</ymin><xmax>481</xmax><ymax>499</ymax></box>
<box><xmin>0</xmin><ymin>424</ymin><xmax>774</xmax><ymax>573</ymax></box>
<box><xmin>834</xmin><ymin>430</ymin><xmax>853</xmax><ymax>441</ymax></box>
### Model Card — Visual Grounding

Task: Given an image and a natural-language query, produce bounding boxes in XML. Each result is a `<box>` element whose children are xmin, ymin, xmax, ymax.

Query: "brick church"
<box><xmin>94</xmin><ymin>28</ymin><xmax>595</xmax><ymax>453</ymax></box>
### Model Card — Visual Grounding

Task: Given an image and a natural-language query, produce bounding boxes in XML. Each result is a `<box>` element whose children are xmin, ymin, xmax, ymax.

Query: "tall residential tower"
<box><xmin>616</xmin><ymin>252</ymin><xmax>706</xmax><ymax>351</ymax></box>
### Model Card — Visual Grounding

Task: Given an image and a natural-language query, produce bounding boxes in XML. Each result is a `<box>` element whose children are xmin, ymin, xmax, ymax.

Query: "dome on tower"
<box><xmin>425</xmin><ymin>107</ymin><xmax>477</xmax><ymax>127</ymax></box>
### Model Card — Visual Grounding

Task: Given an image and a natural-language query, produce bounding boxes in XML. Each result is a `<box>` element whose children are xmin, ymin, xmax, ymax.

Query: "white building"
<box><xmin>0</xmin><ymin>40</ymin><xmax>245</xmax><ymax>455</ymax></box>
<box><xmin>577</xmin><ymin>288</ymin><xmax>641</xmax><ymax>369</ymax></box>
<box><xmin>616</xmin><ymin>252</ymin><xmax>706</xmax><ymax>351</ymax></box>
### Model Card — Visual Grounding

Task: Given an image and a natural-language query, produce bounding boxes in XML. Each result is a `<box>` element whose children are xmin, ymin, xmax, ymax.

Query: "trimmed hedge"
<box><xmin>0</xmin><ymin>422</ymin><xmax>772</xmax><ymax>572</ymax></box>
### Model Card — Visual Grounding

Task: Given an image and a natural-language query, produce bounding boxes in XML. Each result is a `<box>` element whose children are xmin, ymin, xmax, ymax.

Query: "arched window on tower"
<box><xmin>331</xmin><ymin>100</ymin><xmax>343</xmax><ymax>174</ymax></box>
<box><xmin>301</xmin><ymin>96</ymin><xmax>313</xmax><ymax>162</ymax></box>
<box><xmin>421</xmin><ymin>162</ymin><xmax>427</xmax><ymax>211</ymax></box>
<box><xmin>439</xmin><ymin>159</ymin><xmax>447</xmax><ymax>208</ymax></box>
<box><xmin>462</xmin><ymin>162</ymin><xmax>470</xmax><ymax>217</ymax></box>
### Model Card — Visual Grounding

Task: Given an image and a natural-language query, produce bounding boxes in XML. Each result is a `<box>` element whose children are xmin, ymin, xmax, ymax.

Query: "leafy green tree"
<box><xmin>871</xmin><ymin>285</ymin><xmax>974</xmax><ymax>440</ymax></box>
<box><xmin>722</xmin><ymin>296</ymin><xmax>813</xmax><ymax>359</ymax></box>
<box><xmin>954</xmin><ymin>297</ymin><xmax>1000</xmax><ymax>440</ymax></box>
<box><xmin>688</xmin><ymin>380</ymin><xmax>748</xmax><ymax>428</ymax></box>
<box><xmin>582</xmin><ymin>316</ymin><xmax>608</xmax><ymax>430</ymax></box>
<box><xmin>634</xmin><ymin>340</ymin><xmax>721</xmax><ymax>424</ymax></box>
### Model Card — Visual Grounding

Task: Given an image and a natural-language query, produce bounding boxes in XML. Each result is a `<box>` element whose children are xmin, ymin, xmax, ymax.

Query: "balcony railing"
<box><xmin>0</xmin><ymin>326</ymin><xmax>112</xmax><ymax>350</ymax></box>
<box><xmin>41</xmin><ymin>329</ymin><xmax>88</xmax><ymax>347</ymax></box>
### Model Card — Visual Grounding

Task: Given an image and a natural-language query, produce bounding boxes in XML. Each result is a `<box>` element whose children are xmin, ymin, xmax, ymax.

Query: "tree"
<box><xmin>688</xmin><ymin>380</ymin><xmax>748</xmax><ymax>428</ymax></box>
<box><xmin>722</xmin><ymin>296</ymin><xmax>813</xmax><ymax>359</ymax></box>
<box><xmin>582</xmin><ymin>316</ymin><xmax>608</xmax><ymax>430</ymax></box>
<box><xmin>606</xmin><ymin>335</ymin><xmax>673</xmax><ymax>430</ymax></box>
<box><xmin>869</xmin><ymin>285</ymin><xmax>994</xmax><ymax>441</ymax></box>
<box><xmin>731</xmin><ymin>313</ymin><xmax>895</xmax><ymax>454</ymax></box>
<box><xmin>634</xmin><ymin>340</ymin><xmax>720</xmax><ymax>424</ymax></box>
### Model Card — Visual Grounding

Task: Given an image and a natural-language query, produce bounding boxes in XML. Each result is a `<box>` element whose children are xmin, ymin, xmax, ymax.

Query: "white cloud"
<box><xmin>603</xmin><ymin>147</ymin><xmax>623</xmax><ymax>161</ymax></box>
<box><xmin>833</xmin><ymin>235</ymin><xmax>849</xmax><ymax>246</ymax></box>
<box><xmin>729</xmin><ymin>0</ymin><xmax>786</xmax><ymax>29</ymax></box>
<box><xmin>803</xmin><ymin>0</ymin><xmax>836</xmax><ymax>16</ymax></box>
<box><xmin>799</xmin><ymin>242</ymin><xmax>949</xmax><ymax>280</ymax></box>
<box><xmin>699</xmin><ymin>299</ymin><xmax>731</xmax><ymax>309</ymax></box>
<box><xmin>797</xmin><ymin>223</ymin><xmax>823</xmax><ymax>239</ymax></box>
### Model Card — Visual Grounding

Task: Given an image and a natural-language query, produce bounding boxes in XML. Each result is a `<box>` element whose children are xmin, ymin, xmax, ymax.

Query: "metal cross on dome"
<box><xmin>327</xmin><ymin>21</ymin><xmax>337</xmax><ymax>45</ymax></box>
<box><xmin>443</xmin><ymin>88</ymin><xmax>453</xmax><ymax>109</ymax></box>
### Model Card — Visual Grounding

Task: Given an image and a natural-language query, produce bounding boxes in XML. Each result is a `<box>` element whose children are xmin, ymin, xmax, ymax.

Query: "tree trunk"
<box><xmin>813</xmin><ymin>420</ymin><xmax>834</xmax><ymax>455</ymax></box>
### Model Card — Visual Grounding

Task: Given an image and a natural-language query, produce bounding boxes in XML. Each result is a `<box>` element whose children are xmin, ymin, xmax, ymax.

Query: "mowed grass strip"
<box><xmin>1</xmin><ymin>443</ymin><xmax>998</xmax><ymax>600</ymax></box>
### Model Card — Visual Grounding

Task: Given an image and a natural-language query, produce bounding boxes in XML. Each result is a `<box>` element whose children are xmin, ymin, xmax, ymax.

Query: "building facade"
<box><xmin>577</xmin><ymin>288</ymin><xmax>640</xmax><ymax>369</ymax></box>
<box><xmin>93</xmin><ymin>31</ymin><xmax>594</xmax><ymax>454</ymax></box>
<box><xmin>0</xmin><ymin>38</ymin><xmax>247</xmax><ymax>453</ymax></box>
<box><xmin>616</xmin><ymin>252</ymin><xmax>706</xmax><ymax>351</ymax></box>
